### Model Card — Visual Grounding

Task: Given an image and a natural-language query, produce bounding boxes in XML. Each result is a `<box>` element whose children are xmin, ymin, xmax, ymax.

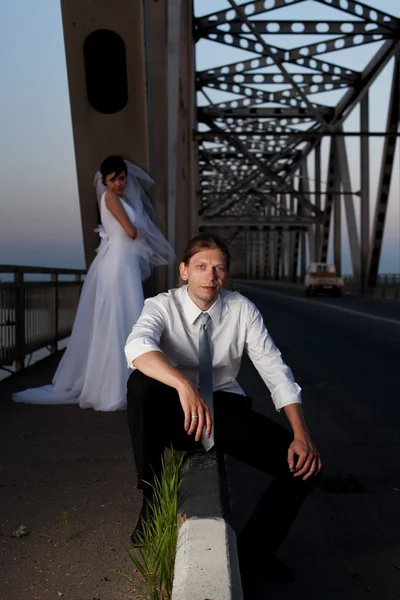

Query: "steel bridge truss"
<box><xmin>194</xmin><ymin>0</ymin><xmax>400</xmax><ymax>289</ymax></box>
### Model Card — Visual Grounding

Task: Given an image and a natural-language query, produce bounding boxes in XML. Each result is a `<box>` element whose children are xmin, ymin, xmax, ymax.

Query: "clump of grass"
<box><xmin>59</xmin><ymin>511</ymin><xmax>71</xmax><ymax>540</ymax></box>
<box><xmin>11</xmin><ymin>524</ymin><xmax>28</xmax><ymax>538</ymax></box>
<box><xmin>122</xmin><ymin>449</ymin><xmax>184</xmax><ymax>600</ymax></box>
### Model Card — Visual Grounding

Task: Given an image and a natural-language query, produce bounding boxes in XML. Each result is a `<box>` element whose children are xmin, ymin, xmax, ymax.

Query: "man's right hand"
<box><xmin>176</xmin><ymin>380</ymin><xmax>212</xmax><ymax>442</ymax></box>
<box><xmin>132</xmin><ymin>351</ymin><xmax>212</xmax><ymax>443</ymax></box>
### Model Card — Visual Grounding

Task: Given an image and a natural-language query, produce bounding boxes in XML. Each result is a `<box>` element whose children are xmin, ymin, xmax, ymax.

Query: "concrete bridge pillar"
<box><xmin>61</xmin><ymin>0</ymin><xmax>150</xmax><ymax>267</ymax></box>
<box><xmin>61</xmin><ymin>0</ymin><xmax>197</xmax><ymax>288</ymax></box>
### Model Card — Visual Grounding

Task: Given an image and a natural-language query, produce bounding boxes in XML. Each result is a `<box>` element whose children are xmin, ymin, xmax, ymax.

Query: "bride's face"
<box><xmin>105</xmin><ymin>171</ymin><xmax>128</xmax><ymax>196</ymax></box>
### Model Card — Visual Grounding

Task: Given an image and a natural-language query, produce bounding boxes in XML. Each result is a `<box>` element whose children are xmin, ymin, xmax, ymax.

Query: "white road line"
<box><xmin>239</xmin><ymin>284</ymin><xmax>400</xmax><ymax>328</ymax></box>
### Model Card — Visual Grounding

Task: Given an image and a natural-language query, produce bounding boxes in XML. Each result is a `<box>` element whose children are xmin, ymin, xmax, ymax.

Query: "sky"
<box><xmin>0</xmin><ymin>0</ymin><xmax>399</xmax><ymax>275</ymax></box>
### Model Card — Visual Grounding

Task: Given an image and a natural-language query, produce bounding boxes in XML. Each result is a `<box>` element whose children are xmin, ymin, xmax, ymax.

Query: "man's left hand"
<box><xmin>287</xmin><ymin>436</ymin><xmax>322</xmax><ymax>480</ymax></box>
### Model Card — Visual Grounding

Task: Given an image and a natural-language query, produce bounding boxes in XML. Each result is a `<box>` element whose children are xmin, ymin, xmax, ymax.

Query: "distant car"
<box><xmin>304</xmin><ymin>262</ymin><xmax>344</xmax><ymax>297</ymax></box>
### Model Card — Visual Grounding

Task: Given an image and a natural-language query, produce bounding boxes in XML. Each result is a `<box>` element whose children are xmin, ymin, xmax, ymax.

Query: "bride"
<box><xmin>13</xmin><ymin>156</ymin><xmax>175</xmax><ymax>411</ymax></box>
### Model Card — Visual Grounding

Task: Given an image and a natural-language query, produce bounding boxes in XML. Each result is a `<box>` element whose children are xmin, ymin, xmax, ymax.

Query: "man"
<box><xmin>125</xmin><ymin>233</ymin><xmax>322</xmax><ymax>581</ymax></box>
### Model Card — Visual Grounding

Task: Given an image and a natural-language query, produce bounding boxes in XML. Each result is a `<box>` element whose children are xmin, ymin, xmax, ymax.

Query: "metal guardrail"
<box><xmin>343</xmin><ymin>274</ymin><xmax>400</xmax><ymax>299</ymax></box>
<box><xmin>232</xmin><ymin>270</ymin><xmax>400</xmax><ymax>299</ymax></box>
<box><xmin>0</xmin><ymin>266</ymin><xmax>85</xmax><ymax>371</ymax></box>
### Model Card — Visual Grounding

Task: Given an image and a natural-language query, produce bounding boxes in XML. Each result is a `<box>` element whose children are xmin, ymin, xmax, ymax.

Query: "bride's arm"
<box><xmin>105</xmin><ymin>191</ymin><xmax>138</xmax><ymax>239</ymax></box>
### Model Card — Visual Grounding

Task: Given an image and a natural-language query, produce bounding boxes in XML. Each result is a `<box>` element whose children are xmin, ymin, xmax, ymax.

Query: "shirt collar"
<box><xmin>181</xmin><ymin>285</ymin><xmax>222</xmax><ymax>325</ymax></box>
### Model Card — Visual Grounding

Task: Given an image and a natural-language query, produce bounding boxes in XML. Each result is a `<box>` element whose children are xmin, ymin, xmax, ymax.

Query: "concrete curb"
<box><xmin>171</xmin><ymin>451</ymin><xmax>243</xmax><ymax>600</ymax></box>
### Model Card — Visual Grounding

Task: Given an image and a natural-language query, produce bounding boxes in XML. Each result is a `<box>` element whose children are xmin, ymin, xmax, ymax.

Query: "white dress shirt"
<box><xmin>124</xmin><ymin>285</ymin><xmax>302</xmax><ymax>412</ymax></box>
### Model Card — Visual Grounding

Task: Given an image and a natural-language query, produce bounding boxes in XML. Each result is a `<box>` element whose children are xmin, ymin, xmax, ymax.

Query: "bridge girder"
<box><xmin>194</xmin><ymin>0</ymin><xmax>400</xmax><ymax>290</ymax></box>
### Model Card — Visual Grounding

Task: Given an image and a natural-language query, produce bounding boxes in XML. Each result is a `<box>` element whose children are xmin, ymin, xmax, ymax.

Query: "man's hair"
<box><xmin>181</xmin><ymin>233</ymin><xmax>230</xmax><ymax>270</ymax></box>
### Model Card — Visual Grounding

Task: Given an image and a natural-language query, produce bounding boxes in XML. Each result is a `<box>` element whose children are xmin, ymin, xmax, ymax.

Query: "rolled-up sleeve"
<box><xmin>124</xmin><ymin>298</ymin><xmax>165</xmax><ymax>368</ymax></box>
<box><xmin>244</xmin><ymin>304</ymin><xmax>302</xmax><ymax>411</ymax></box>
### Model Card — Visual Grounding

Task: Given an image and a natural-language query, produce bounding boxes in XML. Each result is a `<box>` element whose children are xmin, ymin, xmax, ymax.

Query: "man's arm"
<box><xmin>244</xmin><ymin>304</ymin><xmax>302</xmax><ymax>411</ymax></box>
<box><xmin>244</xmin><ymin>301</ymin><xmax>322</xmax><ymax>479</ymax></box>
<box><xmin>133</xmin><ymin>351</ymin><xmax>212</xmax><ymax>441</ymax></box>
<box><xmin>283</xmin><ymin>403</ymin><xmax>322</xmax><ymax>480</ymax></box>
<box><xmin>125</xmin><ymin>299</ymin><xmax>211</xmax><ymax>442</ymax></box>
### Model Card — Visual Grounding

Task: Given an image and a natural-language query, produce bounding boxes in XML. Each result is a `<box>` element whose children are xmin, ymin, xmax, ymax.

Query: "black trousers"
<box><xmin>127</xmin><ymin>370</ymin><xmax>319</xmax><ymax>552</ymax></box>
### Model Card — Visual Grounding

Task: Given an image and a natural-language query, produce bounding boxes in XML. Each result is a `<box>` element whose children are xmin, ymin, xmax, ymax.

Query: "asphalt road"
<box><xmin>229</xmin><ymin>282</ymin><xmax>400</xmax><ymax>599</ymax></box>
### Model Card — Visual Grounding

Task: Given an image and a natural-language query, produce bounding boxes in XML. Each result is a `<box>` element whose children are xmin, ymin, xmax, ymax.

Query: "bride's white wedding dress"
<box><xmin>13</xmin><ymin>190</ymin><xmax>168</xmax><ymax>411</ymax></box>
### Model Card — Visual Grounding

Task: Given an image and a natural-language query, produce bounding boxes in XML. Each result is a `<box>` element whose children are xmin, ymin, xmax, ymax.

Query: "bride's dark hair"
<box><xmin>100</xmin><ymin>155</ymin><xmax>128</xmax><ymax>185</ymax></box>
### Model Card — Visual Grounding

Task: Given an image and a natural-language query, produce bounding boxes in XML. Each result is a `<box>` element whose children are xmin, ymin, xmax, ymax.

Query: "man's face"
<box><xmin>179</xmin><ymin>248</ymin><xmax>229</xmax><ymax>309</ymax></box>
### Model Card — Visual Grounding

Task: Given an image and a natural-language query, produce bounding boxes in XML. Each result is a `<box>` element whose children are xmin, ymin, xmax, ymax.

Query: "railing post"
<box><xmin>1</xmin><ymin>266</ymin><xmax>86</xmax><ymax>371</ymax></box>
<box><xmin>14</xmin><ymin>271</ymin><xmax>25</xmax><ymax>371</ymax></box>
<box><xmin>74</xmin><ymin>272</ymin><xmax>82</xmax><ymax>292</ymax></box>
<box><xmin>50</xmin><ymin>273</ymin><xmax>59</xmax><ymax>354</ymax></box>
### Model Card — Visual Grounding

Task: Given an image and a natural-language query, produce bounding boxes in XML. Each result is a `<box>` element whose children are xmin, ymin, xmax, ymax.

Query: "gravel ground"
<box><xmin>0</xmin><ymin>353</ymin><xmax>143</xmax><ymax>600</ymax></box>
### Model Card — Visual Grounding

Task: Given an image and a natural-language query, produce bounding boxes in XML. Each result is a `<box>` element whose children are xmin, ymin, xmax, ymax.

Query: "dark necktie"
<box><xmin>198</xmin><ymin>312</ymin><xmax>215</xmax><ymax>451</ymax></box>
